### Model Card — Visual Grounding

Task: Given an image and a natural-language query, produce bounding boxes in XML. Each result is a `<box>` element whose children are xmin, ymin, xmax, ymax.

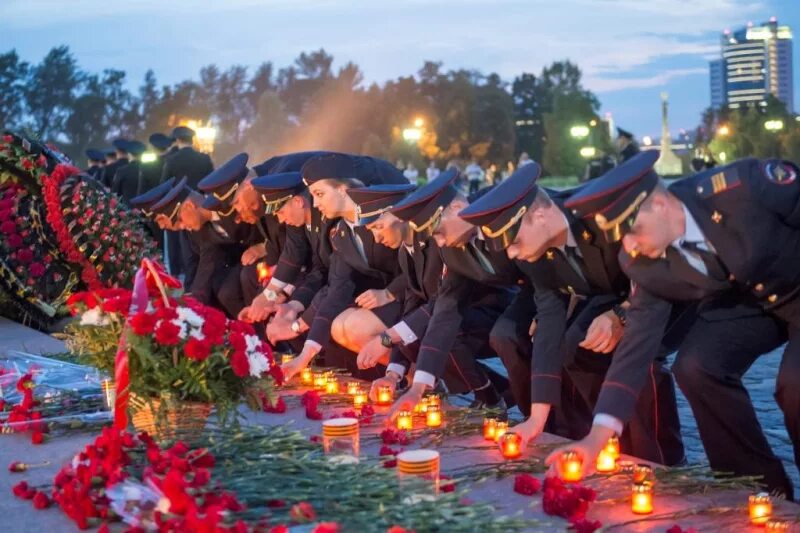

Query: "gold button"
<box><xmin>768</xmin><ymin>294</ymin><xmax>778</xmax><ymax>303</ymax></box>
<box><xmin>755</xmin><ymin>283</ymin><xmax>764</xmax><ymax>292</ymax></box>
<box><xmin>696</xmin><ymin>186</ymin><xmax>704</xmax><ymax>194</ymax></box>
<box><xmin>340</xmin><ymin>230</ymin><xmax>345</xmax><ymax>237</ymax></box>
<box><xmin>546</xmin><ymin>250</ymin><xmax>554</xmax><ymax>260</ymax></box>
<box><xmin>711</xmin><ymin>211</ymin><xmax>722</xmax><ymax>223</ymax></box>
<box><xmin>728</xmin><ymin>273</ymin><xmax>735</xmax><ymax>281</ymax></box>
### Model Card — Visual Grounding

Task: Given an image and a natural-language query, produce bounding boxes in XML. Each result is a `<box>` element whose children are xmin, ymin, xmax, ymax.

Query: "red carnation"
<box><xmin>32</xmin><ymin>490</ymin><xmax>51</xmax><ymax>509</ymax></box>
<box><xmin>230</xmin><ymin>350</ymin><xmax>249</xmax><ymax>377</ymax></box>
<box><xmin>21</xmin><ymin>158</ymin><xmax>34</xmax><ymax>170</ymax></box>
<box><xmin>154</xmin><ymin>320</ymin><xmax>181</xmax><ymax>346</ymax></box>
<box><xmin>289</xmin><ymin>502</ymin><xmax>316</xmax><ymax>523</ymax></box>
<box><xmin>440</xmin><ymin>475</ymin><xmax>455</xmax><ymax>493</ymax></box>
<box><xmin>262</xmin><ymin>395</ymin><xmax>287</xmax><ymax>413</ymax></box>
<box><xmin>1</xmin><ymin>220</ymin><xmax>16</xmax><ymax>234</ymax></box>
<box><xmin>0</xmin><ymin>209</ymin><xmax>11</xmax><ymax>221</ymax></box>
<box><xmin>379</xmin><ymin>445</ymin><xmax>398</xmax><ymax>457</ymax></box>
<box><xmin>305</xmin><ymin>406</ymin><xmax>323</xmax><ymax>420</ymax></box>
<box><xmin>569</xmin><ymin>519</ymin><xmax>602</xmax><ymax>533</ymax></box>
<box><xmin>7</xmin><ymin>233</ymin><xmax>22</xmax><ymax>249</ymax></box>
<box><xmin>187</xmin><ymin>449</ymin><xmax>215</xmax><ymax>468</ymax></box>
<box><xmin>29</xmin><ymin>262</ymin><xmax>45</xmax><ymax>277</ymax></box>
<box><xmin>2</xmin><ymin>135</ymin><xmax>12</xmax><ymax>143</ymax></box>
<box><xmin>184</xmin><ymin>337</ymin><xmax>211</xmax><ymax>361</ymax></box>
<box><xmin>269</xmin><ymin>526</ymin><xmax>289</xmax><ymax>533</ymax></box>
<box><xmin>513</xmin><ymin>473</ymin><xmax>541</xmax><ymax>496</ymax></box>
<box><xmin>31</xmin><ymin>431</ymin><xmax>44</xmax><ymax>445</ymax></box>
<box><xmin>666</xmin><ymin>527</ymin><xmax>698</xmax><ymax>533</ymax></box>
<box><xmin>387</xmin><ymin>527</ymin><xmax>414</xmax><ymax>533</ymax></box>
<box><xmin>16</xmin><ymin>248</ymin><xmax>33</xmax><ymax>263</ymax></box>
<box><xmin>312</xmin><ymin>523</ymin><xmax>341</xmax><ymax>533</ymax></box>
<box><xmin>130</xmin><ymin>312</ymin><xmax>157</xmax><ymax>336</ymax></box>
<box><xmin>12</xmin><ymin>480</ymin><xmax>33</xmax><ymax>499</ymax></box>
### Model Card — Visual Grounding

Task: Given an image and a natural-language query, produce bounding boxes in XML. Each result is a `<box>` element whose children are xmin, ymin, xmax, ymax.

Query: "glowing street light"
<box><xmin>570</xmin><ymin>125</ymin><xmax>590</xmax><ymax>139</ymax></box>
<box><xmin>140</xmin><ymin>152</ymin><xmax>157</xmax><ymax>164</ymax></box>
<box><xmin>580</xmin><ymin>147</ymin><xmax>597</xmax><ymax>158</ymax></box>
<box><xmin>589</xmin><ymin>119</ymin><xmax>598</xmax><ymax>127</ymax></box>
<box><xmin>717</xmin><ymin>124</ymin><xmax>731</xmax><ymax>136</ymax></box>
<box><xmin>185</xmin><ymin>119</ymin><xmax>218</xmax><ymax>154</ymax></box>
<box><xmin>402</xmin><ymin>128</ymin><xmax>422</xmax><ymax>142</ymax></box>
<box><xmin>642</xmin><ymin>136</ymin><xmax>653</xmax><ymax>146</ymax></box>
<box><xmin>413</xmin><ymin>117</ymin><xmax>425</xmax><ymax>128</ymax></box>
<box><xmin>764</xmin><ymin>120</ymin><xmax>784</xmax><ymax>132</ymax></box>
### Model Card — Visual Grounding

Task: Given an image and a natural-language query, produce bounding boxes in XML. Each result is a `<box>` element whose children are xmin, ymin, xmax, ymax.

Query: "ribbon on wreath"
<box><xmin>113</xmin><ymin>258</ymin><xmax>181</xmax><ymax>430</ymax></box>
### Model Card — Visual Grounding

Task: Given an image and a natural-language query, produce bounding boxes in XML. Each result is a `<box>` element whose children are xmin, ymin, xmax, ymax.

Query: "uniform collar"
<box><xmin>559</xmin><ymin>210</ymin><xmax>578</xmax><ymax>251</ymax></box>
<box><xmin>674</xmin><ymin>201</ymin><xmax>706</xmax><ymax>247</ymax></box>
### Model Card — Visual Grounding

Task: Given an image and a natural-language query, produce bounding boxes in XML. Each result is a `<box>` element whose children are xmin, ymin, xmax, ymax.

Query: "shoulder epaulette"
<box><xmin>695</xmin><ymin>168</ymin><xmax>741</xmax><ymax>199</ymax></box>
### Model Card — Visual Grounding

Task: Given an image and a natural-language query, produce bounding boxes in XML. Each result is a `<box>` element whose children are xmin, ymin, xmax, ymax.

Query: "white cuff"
<box><xmin>270</xmin><ymin>278</ymin><xmax>288</xmax><ymax>290</ymax></box>
<box><xmin>412</xmin><ymin>370</ymin><xmax>436</xmax><ymax>388</ymax></box>
<box><xmin>283</xmin><ymin>283</ymin><xmax>295</xmax><ymax>295</ymax></box>
<box><xmin>386</xmin><ymin>363</ymin><xmax>407</xmax><ymax>378</ymax></box>
<box><xmin>391</xmin><ymin>321</ymin><xmax>418</xmax><ymax>346</ymax></box>
<box><xmin>593</xmin><ymin>413</ymin><xmax>624</xmax><ymax>435</ymax></box>
<box><xmin>304</xmin><ymin>339</ymin><xmax>322</xmax><ymax>353</ymax></box>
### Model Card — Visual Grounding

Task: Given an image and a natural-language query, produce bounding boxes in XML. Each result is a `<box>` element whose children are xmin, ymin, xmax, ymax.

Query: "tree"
<box><xmin>0</xmin><ymin>50</ymin><xmax>28</xmax><ymax>131</ymax></box>
<box><xmin>24</xmin><ymin>46</ymin><xmax>82</xmax><ymax>140</ymax></box>
<box><xmin>244</xmin><ymin>91</ymin><xmax>292</xmax><ymax>162</ymax></box>
<box><xmin>512</xmin><ymin>73</ymin><xmax>546</xmax><ymax>162</ymax></box>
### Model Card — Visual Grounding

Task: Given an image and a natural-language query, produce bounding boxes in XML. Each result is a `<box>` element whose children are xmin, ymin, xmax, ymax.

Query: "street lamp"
<box><xmin>140</xmin><ymin>152</ymin><xmax>157</xmax><ymax>164</ymax></box>
<box><xmin>764</xmin><ymin>119</ymin><xmax>784</xmax><ymax>132</ymax></box>
<box><xmin>642</xmin><ymin>136</ymin><xmax>653</xmax><ymax>147</ymax></box>
<box><xmin>717</xmin><ymin>124</ymin><xmax>730</xmax><ymax>137</ymax></box>
<box><xmin>402</xmin><ymin>128</ymin><xmax>422</xmax><ymax>142</ymax></box>
<box><xmin>580</xmin><ymin>147</ymin><xmax>596</xmax><ymax>158</ymax></box>
<box><xmin>413</xmin><ymin>117</ymin><xmax>425</xmax><ymax>128</ymax></box>
<box><xmin>570</xmin><ymin>125</ymin><xmax>590</xmax><ymax>139</ymax></box>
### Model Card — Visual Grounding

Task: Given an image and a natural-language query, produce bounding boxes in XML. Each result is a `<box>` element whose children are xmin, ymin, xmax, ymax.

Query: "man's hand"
<box><xmin>545</xmin><ymin>424</ymin><xmax>616</xmax><ymax>479</ymax></box>
<box><xmin>238</xmin><ymin>293</ymin><xmax>276</xmax><ymax>323</ymax></box>
<box><xmin>513</xmin><ymin>403</ymin><xmax>551</xmax><ymax>445</ymax></box>
<box><xmin>281</xmin><ymin>345</ymin><xmax>316</xmax><ymax>381</ymax></box>
<box><xmin>357</xmin><ymin>337</ymin><xmax>391</xmax><ymax>369</ymax></box>
<box><xmin>528</xmin><ymin>318</ymin><xmax>538</xmax><ymax>337</ymax></box>
<box><xmin>385</xmin><ymin>382</ymin><xmax>427</xmax><ymax>424</ymax></box>
<box><xmin>267</xmin><ymin>314</ymin><xmax>301</xmax><ymax>344</ymax></box>
<box><xmin>579</xmin><ymin>310</ymin><xmax>624</xmax><ymax>354</ymax></box>
<box><xmin>241</xmin><ymin>243</ymin><xmax>267</xmax><ymax>265</ymax></box>
<box><xmin>355</xmin><ymin>289</ymin><xmax>394</xmax><ymax>310</ymax></box>
<box><xmin>369</xmin><ymin>374</ymin><xmax>400</xmax><ymax>403</ymax></box>
<box><xmin>274</xmin><ymin>302</ymin><xmax>302</xmax><ymax>319</ymax></box>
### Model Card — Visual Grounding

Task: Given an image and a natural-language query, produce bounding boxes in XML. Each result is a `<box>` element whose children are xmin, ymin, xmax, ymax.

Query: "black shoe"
<box><xmin>469</xmin><ymin>397</ymin><xmax>508</xmax><ymax>412</ymax></box>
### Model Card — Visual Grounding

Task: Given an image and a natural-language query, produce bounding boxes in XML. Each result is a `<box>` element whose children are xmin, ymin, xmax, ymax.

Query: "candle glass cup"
<box><xmin>631</xmin><ymin>482</ymin><xmax>654</xmax><ymax>514</ymax></box>
<box><xmin>397</xmin><ymin>450</ymin><xmax>440</xmax><ymax>501</ymax></box>
<box><xmin>749</xmin><ymin>493</ymin><xmax>773</xmax><ymax>525</ymax></box>
<box><xmin>322</xmin><ymin>418</ymin><xmax>360</xmax><ymax>464</ymax></box>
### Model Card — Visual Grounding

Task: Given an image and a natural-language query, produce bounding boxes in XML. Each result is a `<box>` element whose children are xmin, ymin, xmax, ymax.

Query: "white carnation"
<box><xmin>177</xmin><ymin>307</ymin><xmax>204</xmax><ymax>328</ymax></box>
<box><xmin>171</xmin><ymin>318</ymin><xmax>189</xmax><ymax>340</ymax></box>
<box><xmin>245</xmin><ymin>334</ymin><xmax>261</xmax><ymax>353</ymax></box>
<box><xmin>80</xmin><ymin>307</ymin><xmax>110</xmax><ymax>326</ymax></box>
<box><xmin>246</xmin><ymin>350</ymin><xmax>269</xmax><ymax>378</ymax></box>
<box><xmin>189</xmin><ymin>328</ymin><xmax>205</xmax><ymax>341</ymax></box>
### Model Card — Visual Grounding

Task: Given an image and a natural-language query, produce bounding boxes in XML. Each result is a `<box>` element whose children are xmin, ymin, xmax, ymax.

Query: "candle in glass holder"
<box><xmin>280</xmin><ymin>353</ymin><xmax>294</xmax><ymax>365</ymax></box>
<box><xmin>322</xmin><ymin>417</ymin><xmax>359</xmax><ymax>464</ymax></box>
<box><xmin>426</xmin><ymin>404</ymin><xmax>442</xmax><ymax>427</ymax></box>
<box><xmin>313</xmin><ymin>371</ymin><xmax>327</xmax><ymax>390</ymax></box>
<box><xmin>618</xmin><ymin>460</ymin><xmax>635</xmax><ymax>474</ymax></box>
<box><xmin>397</xmin><ymin>410</ymin><xmax>413</xmax><ymax>430</ymax></box>
<box><xmin>414</xmin><ymin>396</ymin><xmax>428</xmax><ymax>414</ymax></box>
<box><xmin>101</xmin><ymin>379</ymin><xmax>115</xmax><ymax>411</ymax></box>
<box><xmin>483</xmin><ymin>417</ymin><xmax>498</xmax><ymax>441</ymax></box>
<box><xmin>325</xmin><ymin>376</ymin><xmax>340</xmax><ymax>394</ymax></box>
<box><xmin>749</xmin><ymin>493</ymin><xmax>773</xmax><ymax>525</ymax></box>
<box><xmin>300</xmin><ymin>368</ymin><xmax>313</xmax><ymax>385</ymax></box>
<box><xmin>558</xmin><ymin>451</ymin><xmax>583</xmax><ymax>482</ymax></box>
<box><xmin>397</xmin><ymin>450</ymin><xmax>440</xmax><ymax>498</ymax></box>
<box><xmin>499</xmin><ymin>432</ymin><xmax>522</xmax><ymax>459</ymax></box>
<box><xmin>631</xmin><ymin>482</ymin><xmax>654</xmax><ymax>514</ymax></box>
<box><xmin>494</xmin><ymin>421</ymin><xmax>509</xmax><ymax>442</ymax></box>
<box><xmin>353</xmin><ymin>389</ymin><xmax>368</xmax><ymax>409</ymax></box>
<box><xmin>633</xmin><ymin>464</ymin><xmax>654</xmax><ymax>485</ymax></box>
<box><xmin>604</xmin><ymin>435</ymin><xmax>620</xmax><ymax>460</ymax></box>
<box><xmin>425</xmin><ymin>394</ymin><xmax>441</xmax><ymax>411</ymax></box>
<box><xmin>765</xmin><ymin>519</ymin><xmax>790</xmax><ymax>532</ymax></box>
<box><xmin>596</xmin><ymin>449</ymin><xmax>617</xmax><ymax>473</ymax></box>
<box><xmin>347</xmin><ymin>381</ymin><xmax>360</xmax><ymax>395</ymax></box>
<box><xmin>376</xmin><ymin>385</ymin><xmax>393</xmax><ymax>406</ymax></box>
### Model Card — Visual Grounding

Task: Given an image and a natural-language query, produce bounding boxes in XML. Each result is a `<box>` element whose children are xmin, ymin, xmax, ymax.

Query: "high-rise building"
<box><xmin>709</xmin><ymin>17</ymin><xmax>794</xmax><ymax>112</ymax></box>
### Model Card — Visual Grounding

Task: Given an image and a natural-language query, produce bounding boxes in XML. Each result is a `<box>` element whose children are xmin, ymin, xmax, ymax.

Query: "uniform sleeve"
<box><xmin>593</xmin><ymin>285</ymin><xmax>673</xmax><ymax>423</ymax></box>
<box><xmin>385</xmin><ymin>272</ymin><xmax>408</xmax><ymax>301</ymax></box>
<box><xmin>748</xmin><ymin>161</ymin><xmax>800</xmax><ymax>227</ymax></box>
<box><xmin>161</xmin><ymin>158</ymin><xmax>173</xmax><ymax>183</ymax></box>
<box><xmin>305</xmin><ymin>251</ymin><xmax>357</xmax><ymax>348</ymax></box>
<box><xmin>272</xmin><ymin>225</ymin><xmax>309</xmax><ymax>285</ymax></box>
<box><xmin>530</xmin><ymin>282</ymin><xmax>570</xmax><ymax>406</ymax></box>
<box><xmin>189</xmin><ymin>240</ymin><xmax>225</xmax><ymax>305</ymax></box>
<box><xmin>413</xmin><ymin>270</ymin><xmax>474</xmax><ymax>379</ymax></box>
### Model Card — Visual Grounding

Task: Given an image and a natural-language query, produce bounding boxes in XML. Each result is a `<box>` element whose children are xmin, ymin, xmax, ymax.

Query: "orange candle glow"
<box><xmin>425</xmin><ymin>395</ymin><xmax>441</xmax><ymax>410</ymax></box>
<box><xmin>426</xmin><ymin>404</ymin><xmax>442</xmax><ymax>427</ymax></box>
<box><xmin>494</xmin><ymin>421</ymin><xmax>509</xmax><ymax>442</ymax></box>
<box><xmin>632</xmin><ymin>464</ymin><xmax>654</xmax><ymax>484</ymax></box>
<box><xmin>631</xmin><ymin>482</ymin><xmax>654</xmax><ymax>514</ymax></box>
<box><xmin>483</xmin><ymin>417</ymin><xmax>497</xmax><ymax>441</ymax></box>
<box><xmin>256</xmin><ymin>261</ymin><xmax>271</xmax><ymax>283</ymax></box>
<box><xmin>325</xmin><ymin>376</ymin><xmax>340</xmax><ymax>394</ymax></box>
<box><xmin>749</xmin><ymin>493</ymin><xmax>773</xmax><ymax>525</ymax></box>
<box><xmin>414</xmin><ymin>396</ymin><xmax>428</xmax><ymax>414</ymax></box>
<box><xmin>596</xmin><ymin>449</ymin><xmax>617</xmax><ymax>473</ymax></box>
<box><xmin>558</xmin><ymin>451</ymin><xmax>583</xmax><ymax>482</ymax></box>
<box><xmin>499</xmin><ymin>432</ymin><xmax>522</xmax><ymax>459</ymax></box>
<box><xmin>376</xmin><ymin>386</ymin><xmax>393</xmax><ymax>406</ymax></box>
<box><xmin>347</xmin><ymin>381</ymin><xmax>360</xmax><ymax>395</ymax></box>
<box><xmin>313</xmin><ymin>371</ymin><xmax>327</xmax><ymax>390</ymax></box>
<box><xmin>765</xmin><ymin>519</ymin><xmax>790</xmax><ymax>531</ymax></box>
<box><xmin>604</xmin><ymin>435</ymin><xmax>620</xmax><ymax>460</ymax></box>
<box><xmin>300</xmin><ymin>368</ymin><xmax>313</xmax><ymax>385</ymax></box>
<box><xmin>280</xmin><ymin>353</ymin><xmax>294</xmax><ymax>365</ymax></box>
<box><xmin>353</xmin><ymin>390</ymin><xmax>368</xmax><ymax>409</ymax></box>
<box><xmin>397</xmin><ymin>410</ymin><xmax>413</xmax><ymax>430</ymax></box>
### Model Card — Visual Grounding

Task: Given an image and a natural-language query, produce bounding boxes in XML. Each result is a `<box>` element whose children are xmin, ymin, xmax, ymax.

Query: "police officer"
<box><xmin>129</xmin><ymin>177</ymin><xmax>176</xmax><ymax>218</ymax></box>
<box><xmin>279</xmin><ymin>153</ymin><xmax>406</xmax><ymax>382</ymax></box>
<box><xmin>376</xmin><ymin>169</ymin><xmax>522</xmax><ymax>420</ymax></box>
<box><xmin>149</xmin><ymin>178</ymin><xmax>250</xmax><ymax>316</ymax></box>
<box><xmin>616</xmin><ymin>127</ymin><xmax>640</xmax><ymax>164</ymax></box>
<box><xmin>138</xmin><ymin>133</ymin><xmax>174</xmax><ymax>196</ymax></box>
<box><xmin>459</xmin><ymin>161</ymin><xmax>687</xmax><ymax>464</ymax></box>
<box><xmin>112</xmin><ymin>140</ymin><xmax>147</xmax><ymax>205</ymax></box>
<box><xmin>101</xmin><ymin>139</ymin><xmax>130</xmax><ymax>188</ymax></box>
<box><xmin>161</xmin><ymin>126</ymin><xmax>214</xmax><ymax>189</ymax></box>
<box><xmin>549</xmin><ymin>152</ymin><xmax>800</xmax><ymax>497</ymax></box>
<box><xmin>85</xmin><ymin>149</ymin><xmax>105</xmax><ymax>181</ymax></box>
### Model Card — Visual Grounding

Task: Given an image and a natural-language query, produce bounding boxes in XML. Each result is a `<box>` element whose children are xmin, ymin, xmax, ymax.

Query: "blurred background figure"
<box><xmin>403</xmin><ymin>162</ymin><xmax>419</xmax><ymax>184</ymax></box>
<box><xmin>426</xmin><ymin>160</ymin><xmax>440</xmax><ymax>184</ymax></box>
<box><xmin>517</xmin><ymin>152</ymin><xmax>533</xmax><ymax>167</ymax></box>
<box><xmin>615</xmin><ymin>127</ymin><xmax>640</xmax><ymax>163</ymax></box>
<box><xmin>465</xmin><ymin>159</ymin><xmax>484</xmax><ymax>194</ymax></box>
<box><xmin>581</xmin><ymin>148</ymin><xmax>616</xmax><ymax>182</ymax></box>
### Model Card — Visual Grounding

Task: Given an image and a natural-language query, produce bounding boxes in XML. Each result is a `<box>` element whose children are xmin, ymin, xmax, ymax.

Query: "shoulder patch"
<box><xmin>763</xmin><ymin>160</ymin><xmax>798</xmax><ymax>186</ymax></box>
<box><xmin>695</xmin><ymin>168</ymin><xmax>741</xmax><ymax>198</ymax></box>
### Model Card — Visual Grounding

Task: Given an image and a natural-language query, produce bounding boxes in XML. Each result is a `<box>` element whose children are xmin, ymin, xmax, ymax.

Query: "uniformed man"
<box><xmin>129</xmin><ymin>177</ymin><xmax>175</xmax><ymax>257</ymax></box>
<box><xmin>101</xmin><ymin>139</ymin><xmax>130</xmax><ymax>188</ymax></box>
<box><xmin>548</xmin><ymin>151</ymin><xmax>800</xmax><ymax>497</ymax></box>
<box><xmin>348</xmin><ymin>181</ymin><xmax>513</xmax><ymax>408</ymax></box>
<box><xmin>279</xmin><ymin>153</ymin><xmax>406</xmax><ymax>381</ymax></box>
<box><xmin>161</xmin><ymin>126</ymin><xmax>214</xmax><ymax>189</ymax></box>
<box><xmin>138</xmin><ymin>133</ymin><xmax>174</xmax><ymax>196</ymax></box>
<box><xmin>616</xmin><ymin>127</ymin><xmax>640</xmax><ymax>164</ymax></box>
<box><xmin>112</xmin><ymin>140</ymin><xmax>147</xmax><ymax>205</ymax></box>
<box><xmin>149</xmin><ymin>178</ymin><xmax>250</xmax><ymax>316</ymax></box>
<box><xmin>84</xmin><ymin>149</ymin><xmax>105</xmax><ymax>181</ymax></box>
<box><xmin>459</xmin><ymin>161</ymin><xmax>687</xmax><ymax>464</ymax></box>
<box><xmin>582</xmin><ymin>149</ymin><xmax>616</xmax><ymax>182</ymax></box>
<box><xmin>373</xmin><ymin>169</ymin><xmax>522</xmax><ymax>420</ymax></box>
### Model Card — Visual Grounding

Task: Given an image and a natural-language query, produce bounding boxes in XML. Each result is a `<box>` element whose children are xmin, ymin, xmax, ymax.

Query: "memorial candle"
<box><xmin>483</xmin><ymin>417</ymin><xmax>497</xmax><ymax>441</ymax></box>
<box><xmin>300</xmin><ymin>368</ymin><xmax>313</xmax><ymax>385</ymax></box>
<box><xmin>313</xmin><ymin>371</ymin><xmax>327</xmax><ymax>390</ymax></box>
<box><xmin>494</xmin><ymin>421</ymin><xmax>509</xmax><ymax>442</ymax></box>
<box><xmin>426</xmin><ymin>404</ymin><xmax>442</xmax><ymax>427</ymax></box>
<box><xmin>596</xmin><ymin>449</ymin><xmax>617</xmax><ymax>473</ymax></box>
<box><xmin>280</xmin><ymin>353</ymin><xmax>294</xmax><ymax>365</ymax></box>
<box><xmin>325</xmin><ymin>376</ymin><xmax>340</xmax><ymax>394</ymax></box>
<box><xmin>558</xmin><ymin>451</ymin><xmax>583</xmax><ymax>482</ymax></box>
<box><xmin>376</xmin><ymin>385</ymin><xmax>393</xmax><ymax>406</ymax></box>
<box><xmin>353</xmin><ymin>389</ymin><xmax>368</xmax><ymax>409</ymax></box>
<box><xmin>347</xmin><ymin>381</ymin><xmax>360</xmax><ymax>395</ymax></box>
<box><xmin>764</xmin><ymin>519</ymin><xmax>790</xmax><ymax>531</ymax></box>
<box><xmin>633</xmin><ymin>464</ymin><xmax>654</xmax><ymax>484</ymax></box>
<box><xmin>631</xmin><ymin>482</ymin><xmax>654</xmax><ymax>514</ymax></box>
<box><xmin>499</xmin><ymin>432</ymin><xmax>522</xmax><ymax>459</ymax></box>
<box><xmin>749</xmin><ymin>493</ymin><xmax>772</xmax><ymax>525</ymax></box>
<box><xmin>604</xmin><ymin>435</ymin><xmax>620</xmax><ymax>460</ymax></box>
<box><xmin>397</xmin><ymin>410</ymin><xmax>413</xmax><ymax>430</ymax></box>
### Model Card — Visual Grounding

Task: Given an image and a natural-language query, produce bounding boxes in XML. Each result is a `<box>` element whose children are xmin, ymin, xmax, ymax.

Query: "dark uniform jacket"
<box><xmin>86</xmin><ymin>166</ymin><xmax>103</xmax><ymax>181</ymax></box>
<box><xmin>597</xmin><ymin>158</ymin><xmax>800</xmax><ymax>423</ymax></box>
<box><xmin>101</xmin><ymin>158</ymin><xmax>128</xmax><ymax>188</ymax></box>
<box><xmin>137</xmin><ymin>156</ymin><xmax>167</xmax><ymax>196</ymax></box>
<box><xmin>618</xmin><ymin>142</ymin><xmax>640</xmax><ymax>164</ymax></box>
<box><xmin>111</xmin><ymin>161</ymin><xmax>141</xmax><ymax>205</ymax></box>
<box><xmin>303</xmin><ymin>220</ymin><xmax>403</xmax><ymax>349</ymax></box>
<box><xmin>291</xmin><ymin>208</ymin><xmax>337</xmax><ymax>311</ymax></box>
<box><xmin>161</xmin><ymin>146</ymin><xmax>214</xmax><ymax>189</ymax></box>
